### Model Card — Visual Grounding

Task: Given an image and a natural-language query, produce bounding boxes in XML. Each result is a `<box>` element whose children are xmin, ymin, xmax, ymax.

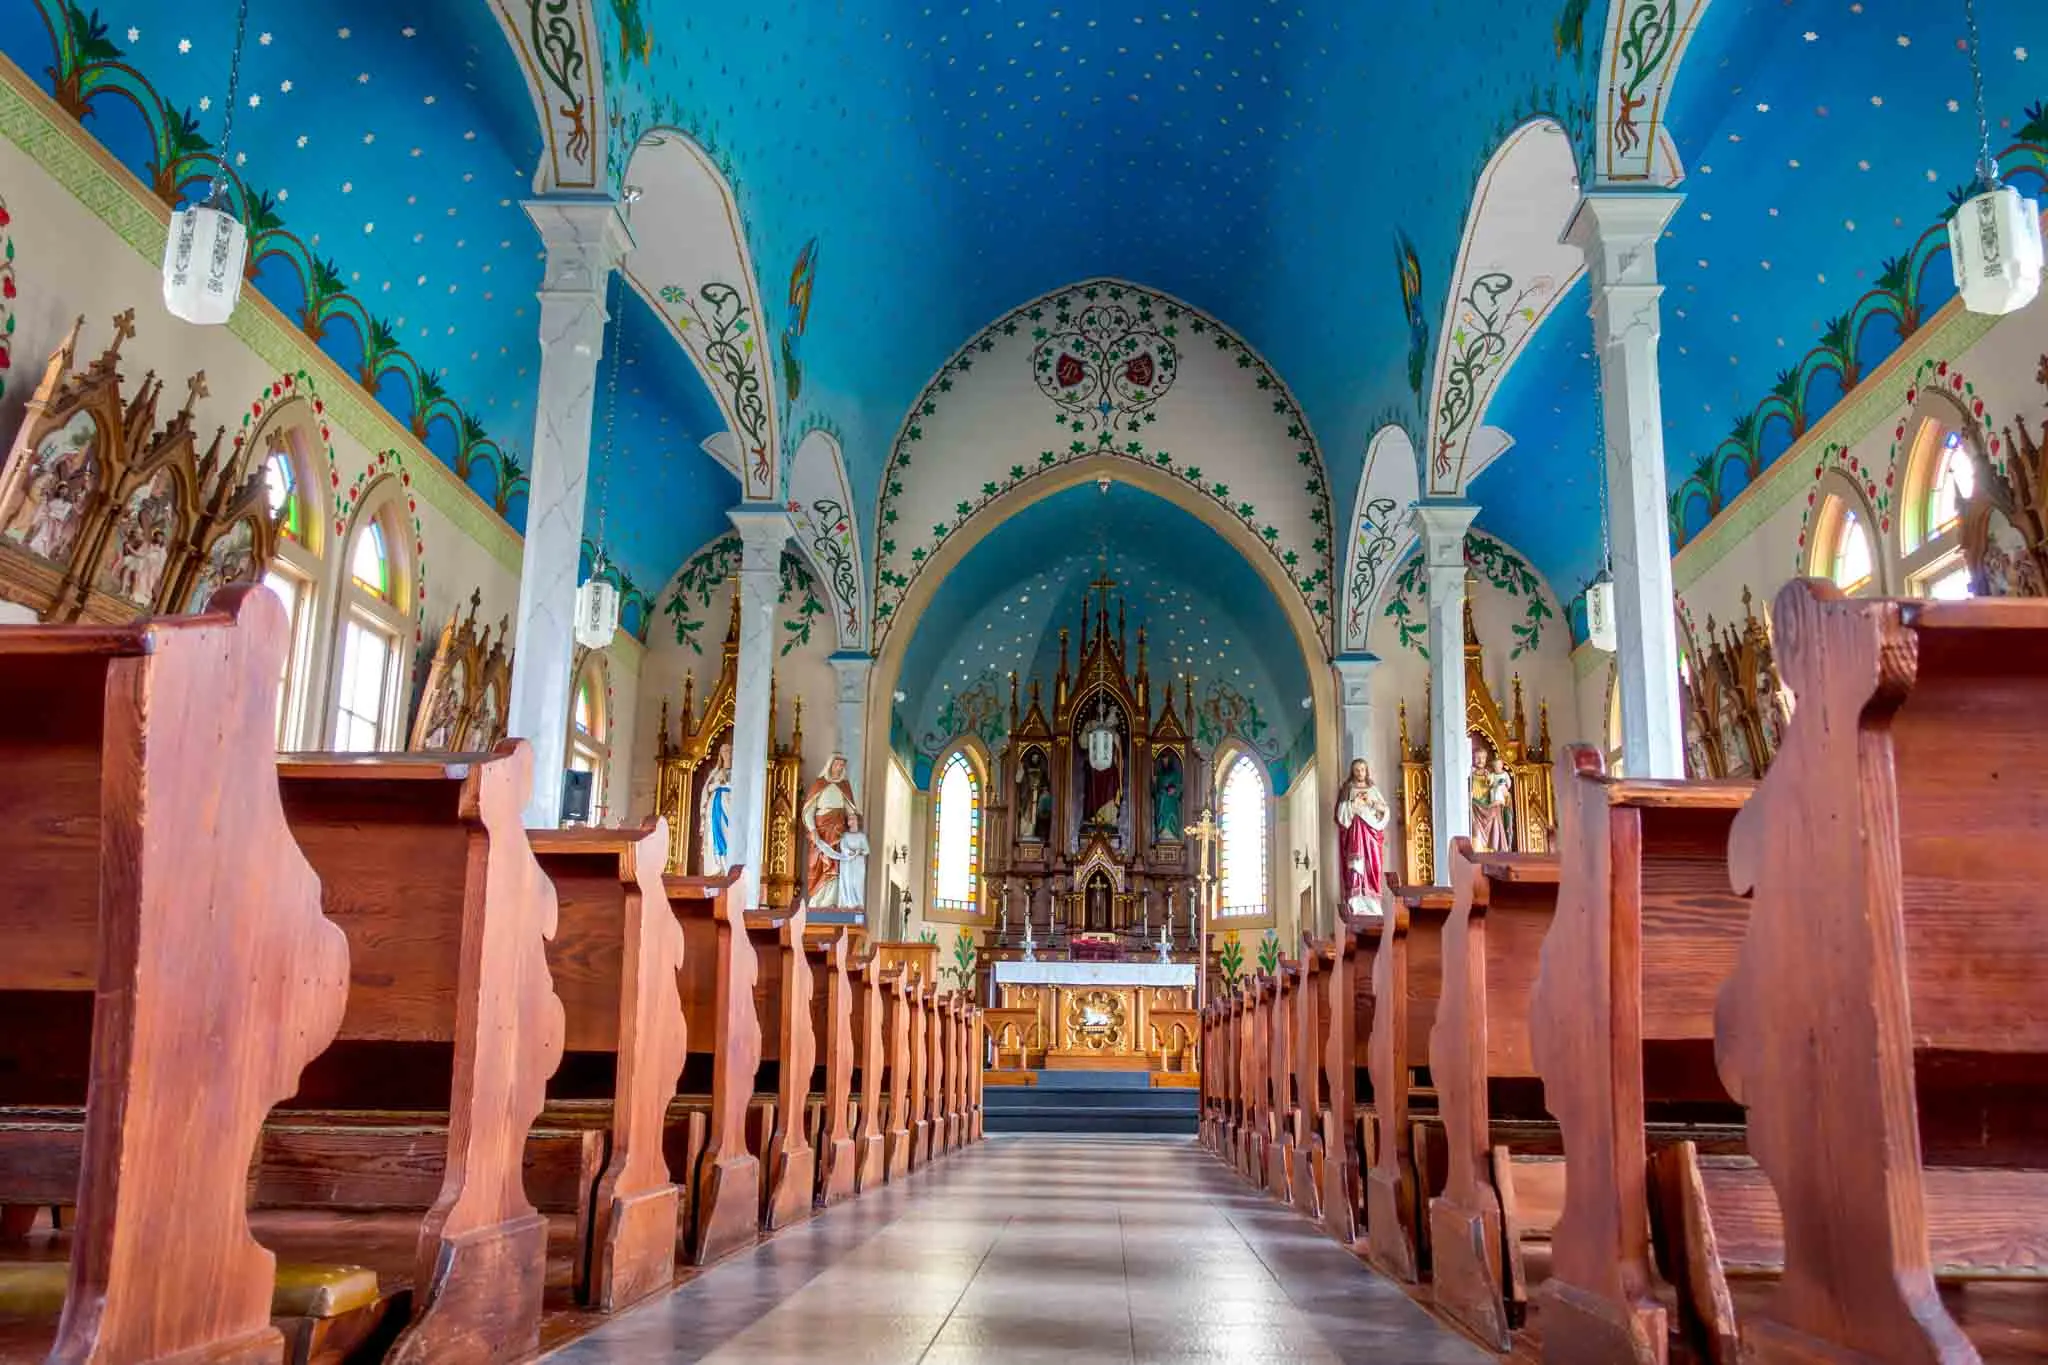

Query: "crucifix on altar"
<box><xmin>1183</xmin><ymin>806</ymin><xmax>1220</xmax><ymax>1012</ymax></box>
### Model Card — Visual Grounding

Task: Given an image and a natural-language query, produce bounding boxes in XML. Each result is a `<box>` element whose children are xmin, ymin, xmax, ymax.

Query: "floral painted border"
<box><xmin>1381</xmin><ymin>529</ymin><xmax>1555</xmax><ymax>660</ymax></box>
<box><xmin>1791</xmin><ymin>355</ymin><xmax>2010</xmax><ymax>570</ymax></box>
<box><xmin>235</xmin><ymin>368</ymin><xmax>338</xmax><ymax>518</ymax></box>
<box><xmin>872</xmin><ymin>280</ymin><xmax>1334</xmax><ymax>646</ymax></box>
<box><xmin>0</xmin><ymin>190</ymin><xmax>13</xmax><ymax>397</ymax></box>
<box><xmin>337</xmin><ymin>447</ymin><xmax>431</xmax><ymax>644</ymax></box>
<box><xmin>660</xmin><ymin>532</ymin><xmax>825</xmax><ymax>658</ymax></box>
<box><xmin>652</xmin><ymin>278</ymin><xmax>774</xmax><ymax>498</ymax></box>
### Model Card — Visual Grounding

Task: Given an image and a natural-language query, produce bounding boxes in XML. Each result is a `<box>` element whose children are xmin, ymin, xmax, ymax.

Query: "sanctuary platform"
<box><xmin>984</xmin><ymin>960</ymin><xmax>1199</xmax><ymax>1075</ymax></box>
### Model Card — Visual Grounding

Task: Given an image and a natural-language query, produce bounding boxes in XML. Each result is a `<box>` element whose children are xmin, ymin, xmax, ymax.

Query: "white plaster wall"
<box><xmin>1284</xmin><ymin>765</ymin><xmax>1323</xmax><ymax>940</ymax></box>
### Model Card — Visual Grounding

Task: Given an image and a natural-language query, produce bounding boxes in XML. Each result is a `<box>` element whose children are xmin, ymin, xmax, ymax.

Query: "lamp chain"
<box><xmin>1964</xmin><ymin>0</ymin><xmax>1999</xmax><ymax>187</ymax></box>
<box><xmin>209</xmin><ymin>0</ymin><xmax>253</xmax><ymax>209</ymax></box>
<box><xmin>593</xmin><ymin>270</ymin><xmax>624</xmax><ymax>577</ymax></box>
<box><xmin>1591</xmin><ymin>316</ymin><xmax>1612</xmax><ymax>579</ymax></box>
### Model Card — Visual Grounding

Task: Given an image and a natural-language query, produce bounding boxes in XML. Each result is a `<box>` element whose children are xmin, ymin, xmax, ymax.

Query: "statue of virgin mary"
<box><xmin>701</xmin><ymin>742</ymin><xmax>734</xmax><ymax>876</ymax></box>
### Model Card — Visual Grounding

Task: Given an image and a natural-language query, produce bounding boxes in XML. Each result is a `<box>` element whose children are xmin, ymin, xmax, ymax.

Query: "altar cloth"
<box><xmin>992</xmin><ymin>961</ymin><xmax>1197</xmax><ymax>988</ymax></box>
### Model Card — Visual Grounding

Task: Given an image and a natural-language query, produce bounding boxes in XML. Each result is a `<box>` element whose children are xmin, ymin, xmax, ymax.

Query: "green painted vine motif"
<box><xmin>1032</xmin><ymin>299</ymin><xmax>1178</xmax><ymax>435</ymax></box>
<box><xmin>659</xmin><ymin>280</ymin><xmax>773</xmax><ymax>496</ymax></box>
<box><xmin>660</xmin><ymin>533</ymin><xmax>824</xmax><ymax>656</ymax></box>
<box><xmin>1610</xmin><ymin>0</ymin><xmax>1680</xmax><ymax>163</ymax></box>
<box><xmin>1381</xmin><ymin>532</ymin><xmax>1555</xmax><ymax>659</ymax></box>
<box><xmin>920</xmin><ymin>669</ymin><xmax>1008</xmax><ymax>755</ymax></box>
<box><xmin>1433</xmin><ymin>272</ymin><xmax>1549</xmax><ymax>486</ymax></box>
<box><xmin>1193</xmin><ymin>679</ymin><xmax>1278</xmax><ymax>760</ymax></box>
<box><xmin>529</xmin><ymin>0</ymin><xmax>586</xmax><ymax>98</ymax></box>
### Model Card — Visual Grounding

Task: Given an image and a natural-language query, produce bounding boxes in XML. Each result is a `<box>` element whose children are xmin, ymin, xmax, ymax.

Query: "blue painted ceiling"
<box><xmin>898</xmin><ymin>480</ymin><xmax>1311</xmax><ymax>772</ymax></box>
<box><xmin>1484</xmin><ymin>0</ymin><xmax>2048</xmax><ymax>617</ymax></box>
<box><xmin>596</xmin><ymin>0</ymin><xmax>1597</xmax><ymax>525</ymax></box>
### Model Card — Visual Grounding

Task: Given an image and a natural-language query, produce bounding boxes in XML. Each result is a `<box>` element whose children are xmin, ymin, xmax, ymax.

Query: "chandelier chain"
<box><xmin>1964</xmin><ymin>0</ymin><xmax>1999</xmax><ymax>187</ymax></box>
<box><xmin>1591</xmin><ymin>316</ymin><xmax>1612</xmax><ymax>579</ymax></box>
<box><xmin>209</xmin><ymin>0</ymin><xmax>253</xmax><ymax>208</ymax></box>
<box><xmin>594</xmin><ymin>270</ymin><xmax>623</xmax><ymax>574</ymax></box>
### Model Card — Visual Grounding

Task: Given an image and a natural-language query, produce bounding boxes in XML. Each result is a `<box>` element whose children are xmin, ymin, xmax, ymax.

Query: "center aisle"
<box><xmin>543</xmin><ymin>1136</ymin><xmax>1492</xmax><ymax>1363</ymax></box>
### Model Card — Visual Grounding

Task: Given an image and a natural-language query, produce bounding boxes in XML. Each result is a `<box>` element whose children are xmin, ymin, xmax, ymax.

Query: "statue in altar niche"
<box><xmin>1016</xmin><ymin>746</ymin><xmax>1051</xmax><ymax>843</ymax></box>
<box><xmin>701</xmin><ymin>742</ymin><xmax>735</xmax><ymax>877</ymax></box>
<box><xmin>1334</xmin><ymin>758</ymin><xmax>1390</xmax><ymax>916</ymax></box>
<box><xmin>1151</xmin><ymin>748</ymin><xmax>1183</xmax><ymax>843</ymax></box>
<box><xmin>1469</xmin><ymin>738</ymin><xmax>1514</xmax><ymax>854</ymax></box>
<box><xmin>800</xmin><ymin>753</ymin><xmax>865</xmax><ymax>909</ymax></box>
<box><xmin>1079</xmin><ymin>694</ymin><xmax>1126</xmax><ymax>830</ymax></box>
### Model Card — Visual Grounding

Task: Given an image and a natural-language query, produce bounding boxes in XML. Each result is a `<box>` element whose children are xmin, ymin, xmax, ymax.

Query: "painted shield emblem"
<box><xmin>1124</xmin><ymin>353</ymin><xmax>1155</xmax><ymax>388</ymax></box>
<box><xmin>1056</xmin><ymin>352</ymin><xmax>1086</xmax><ymax>388</ymax></box>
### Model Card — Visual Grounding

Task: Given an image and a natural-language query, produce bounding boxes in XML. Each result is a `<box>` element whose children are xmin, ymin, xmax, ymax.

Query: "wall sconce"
<box><xmin>888</xmin><ymin>844</ymin><xmax>909</xmax><ymax>866</ymax></box>
<box><xmin>1292</xmin><ymin>849</ymin><xmax>1312</xmax><ymax>870</ymax></box>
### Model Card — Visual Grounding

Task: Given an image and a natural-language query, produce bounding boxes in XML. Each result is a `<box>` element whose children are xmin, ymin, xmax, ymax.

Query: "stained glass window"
<box><xmin>1217</xmin><ymin>754</ymin><xmax>1267</xmax><ymax>918</ymax></box>
<box><xmin>1926</xmin><ymin>430</ymin><xmax>1975</xmax><ymax>542</ymax></box>
<box><xmin>264</xmin><ymin>448</ymin><xmax>302</xmax><ymax>542</ymax></box>
<box><xmin>351</xmin><ymin>521</ymin><xmax>390</xmax><ymax>599</ymax></box>
<box><xmin>932</xmin><ymin>751</ymin><xmax>981</xmax><ymax>911</ymax></box>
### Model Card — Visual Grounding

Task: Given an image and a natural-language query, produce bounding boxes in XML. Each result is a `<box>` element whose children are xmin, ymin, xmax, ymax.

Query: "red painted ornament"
<box><xmin>1055</xmin><ymin>353</ymin><xmax>1085</xmax><ymax>389</ymax></box>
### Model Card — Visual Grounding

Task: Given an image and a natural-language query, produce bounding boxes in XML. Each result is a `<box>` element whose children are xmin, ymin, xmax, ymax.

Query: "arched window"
<box><xmin>566</xmin><ymin>658</ymin><xmax>610</xmax><ymax>823</ymax></box>
<box><xmin>931</xmin><ymin>750</ymin><xmax>982</xmax><ymax>913</ymax></box>
<box><xmin>332</xmin><ymin>498</ymin><xmax>409</xmax><ymax>752</ymax></box>
<box><xmin>1217</xmin><ymin>753</ymin><xmax>1268</xmax><ymax>919</ymax></box>
<box><xmin>1809</xmin><ymin>491</ymin><xmax>1877</xmax><ymax>596</ymax></box>
<box><xmin>255</xmin><ymin>424</ymin><xmax>324</xmax><ymax>748</ymax></box>
<box><xmin>1902</xmin><ymin>420</ymin><xmax>1977</xmax><ymax>600</ymax></box>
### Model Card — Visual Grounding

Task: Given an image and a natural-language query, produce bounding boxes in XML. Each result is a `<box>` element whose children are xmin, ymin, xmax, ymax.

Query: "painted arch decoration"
<box><xmin>622</xmin><ymin>127</ymin><xmax>781</xmax><ymax>502</ymax></box>
<box><xmin>787</xmin><ymin>423</ymin><xmax>867</xmax><ymax>650</ymax></box>
<box><xmin>1339</xmin><ymin>425</ymin><xmax>1422</xmax><ymax>655</ymax></box>
<box><xmin>1594</xmin><ymin>0</ymin><xmax>1710</xmax><ymax>185</ymax></box>
<box><xmin>872</xmin><ymin>280</ymin><xmax>1336</xmax><ymax>651</ymax></box>
<box><xmin>483</xmin><ymin>0</ymin><xmax>606</xmax><ymax>194</ymax></box>
<box><xmin>1424</xmin><ymin>118</ymin><xmax>1584</xmax><ymax>496</ymax></box>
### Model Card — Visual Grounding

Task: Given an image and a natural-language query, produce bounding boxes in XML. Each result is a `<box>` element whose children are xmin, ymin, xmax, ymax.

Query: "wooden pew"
<box><xmin>661</xmin><ymin>871</ymin><xmax>762</xmax><ymax>1266</ymax></box>
<box><xmin>926</xmin><ymin>986</ymin><xmax>949</xmax><ymax>1160</ymax></box>
<box><xmin>807</xmin><ymin>929</ymin><xmax>857</xmax><ymax>1207</ymax></box>
<box><xmin>952</xmin><ymin>996</ymin><xmax>973</xmax><ymax>1151</ymax></box>
<box><xmin>848</xmin><ymin>955</ymin><xmax>892</xmax><ymax>1191</ymax></box>
<box><xmin>1713</xmin><ymin>581</ymin><xmax>2048</xmax><ymax>1364</ymax></box>
<box><xmin>970</xmin><ymin>1002</ymin><xmax>986</xmax><ymax>1142</ymax></box>
<box><xmin>1290</xmin><ymin>936</ymin><xmax>1331</xmax><ymax>1222</ymax></box>
<box><xmin>1528</xmin><ymin>745</ymin><xmax>1751</xmax><ymax>1365</ymax></box>
<box><xmin>0</xmin><ymin>586</ymin><xmax>351</xmax><ymax>1363</ymax></box>
<box><xmin>1365</xmin><ymin>883</ymin><xmax>1451</xmax><ymax>1282</ymax></box>
<box><xmin>883</xmin><ymin>967</ymin><xmax>916</xmax><ymax>1178</ymax></box>
<box><xmin>1427</xmin><ymin>839</ymin><xmax>1562</xmax><ymax>1350</ymax></box>
<box><xmin>527</xmin><ymin>821</ymin><xmax>687</xmax><ymax>1312</ymax></box>
<box><xmin>746</xmin><ymin>909</ymin><xmax>816</xmax><ymax>1232</ymax></box>
<box><xmin>1319</xmin><ymin>913</ymin><xmax>1376</xmax><ymax>1245</ymax></box>
<box><xmin>907</xmin><ymin>976</ymin><xmax>932</xmax><ymax>1170</ymax></box>
<box><xmin>1265</xmin><ymin>961</ymin><xmax>1298</xmax><ymax>1201</ymax></box>
<box><xmin>1240</xmin><ymin>976</ymin><xmax>1268</xmax><ymax>1185</ymax></box>
<box><xmin>274</xmin><ymin>742</ymin><xmax>565</xmax><ymax>1364</ymax></box>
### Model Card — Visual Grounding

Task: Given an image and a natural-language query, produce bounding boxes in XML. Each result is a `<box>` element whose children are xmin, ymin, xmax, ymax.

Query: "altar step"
<box><xmin>982</xmin><ymin>1071</ymin><xmax>1198</xmax><ymax>1135</ymax></box>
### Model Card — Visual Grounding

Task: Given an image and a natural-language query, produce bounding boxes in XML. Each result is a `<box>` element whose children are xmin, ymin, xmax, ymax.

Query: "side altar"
<box><xmin>985</xmin><ymin>961</ymin><xmax>1198</xmax><ymax>1075</ymax></box>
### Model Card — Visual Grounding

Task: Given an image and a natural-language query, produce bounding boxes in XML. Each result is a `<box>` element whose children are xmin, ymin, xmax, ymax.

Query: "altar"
<box><xmin>985</xmin><ymin>962</ymin><xmax>1198</xmax><ymax>1075</ymax></box>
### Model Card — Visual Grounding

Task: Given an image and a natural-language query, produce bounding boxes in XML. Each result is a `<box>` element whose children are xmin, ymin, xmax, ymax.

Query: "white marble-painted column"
<box><xmin>1330</xmin><ymin>653</ymin><xmax>1382</xmax><ymax>778</ymax></box>
<box><xmin>1412</xmin><ymin>501</ymin><xmax>1477</xmax><ymax>881</ymax></box>
<box><xmin>728</xmin><ymin>505</ymin><xmax>795</xmax><ymax>907</ymax></box>
<box><xmin>1567</xmin><ymin>191</ymin><xmax>1686</xmax><ymax>779</ymax></box>
<box><xmin>507</xmin><ymin>197</ymin><xmax>631</xmax><ymax>827</ymax></box>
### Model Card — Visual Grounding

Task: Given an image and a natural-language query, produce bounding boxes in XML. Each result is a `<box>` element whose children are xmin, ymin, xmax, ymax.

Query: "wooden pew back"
<box><xmin>0</xmin><ymin>587</ymin><xmax>349</xmax><ymax>1362</ymax></box>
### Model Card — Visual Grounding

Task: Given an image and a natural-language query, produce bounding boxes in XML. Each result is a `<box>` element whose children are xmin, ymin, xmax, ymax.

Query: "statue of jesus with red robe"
<box><xmin>1334</xmin><ymin>757</ymin><xmax>1391</xmax><ymax>916</ymax></box>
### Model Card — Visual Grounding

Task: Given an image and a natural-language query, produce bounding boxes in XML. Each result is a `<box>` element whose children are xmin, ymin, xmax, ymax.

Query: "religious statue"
<box><xmin>701</xmin><ymin>742</ymin><xmax>735</xmax><ymax>876</ymax></box>
<box><xmin>800</xmin><ymin>752</ymin><xmax>862</xmax><ymax>907</ymax></box>
<box><xmin>1334</xmin><ymin>758</ymin><xmax>1390</xmax><ymax>916</ymax></box>
<box><xmin>1079</xmin><ymin>695</ymin><xmax>1124</xmax><ymax>828</ymax></box>
<box><xmin>837</xmin><ymin>813</ymin><xmax>870</xmax><ymax>910</ymax></box>
<box><xmin>1016</xmin><ymin>748</ymin><xmax>1050</xmax><ymax>842</ymax></box>
<box><xmin>1470</xmin><ymin>740</ymin><xmax>1513</xmax><ymax>853</ymax></box>
<box><xmin>1152</xmin><ymin>750</ymin><xmax>1183</xmax><ymax>843</ymax></box>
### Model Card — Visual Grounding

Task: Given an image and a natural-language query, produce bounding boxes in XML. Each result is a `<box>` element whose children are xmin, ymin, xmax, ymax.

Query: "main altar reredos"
<box><xmin>986</xmin><ymin>573</ymin><xmax>1205</xmax><ymax>948</ymax></box>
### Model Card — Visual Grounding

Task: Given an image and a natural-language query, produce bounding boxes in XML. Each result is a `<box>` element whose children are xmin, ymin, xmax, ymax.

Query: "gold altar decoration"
<box><xmin>1398</xmin><ymin>596</ymin><xmax>1556</xmax><ymax>886</ymax></box>
<box><xmin>0</xmin><ymin>313</ymin><xmax>278</xmax><ymax>623</ymax></box>
<box><xmin>1678</xmin><ymin>587</ymin><xmax>1791</xmax><ymax>780</ymax></box>
<box><xmin>1961</xmin><ymin>377</ymin><xmax>2048</xmax><ymax>598</ymax></box>
<box><xmin>408</xmin><ymin>588</ymin><xmax>513</xmax><ymax>751</ymax></box>
<box><xmin>652</xmin><ymin>594</ymin><xmax>804</xmax><ymax>905</ymax></box>
<box><xmin>992</xmin><ymin>981</ymin><xmax>1197</xmax><ymax>1072</ymax></box>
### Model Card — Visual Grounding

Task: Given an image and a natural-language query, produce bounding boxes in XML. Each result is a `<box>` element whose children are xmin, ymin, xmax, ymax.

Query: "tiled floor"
<box><xmin>543</xmin><ymin>1135</ymin><xmax>1494</xmax><ymax>1364</ymax></box>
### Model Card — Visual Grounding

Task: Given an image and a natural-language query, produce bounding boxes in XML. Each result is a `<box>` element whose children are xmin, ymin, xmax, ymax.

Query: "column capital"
<box><xmin>1565</xmin><ymin>191</ymin><xmax>1683</xmax><ymax>288</ymax></box>
<box><xmin>1409</xmin><ymin>501</ymin><xmax>1478</xmax><ymax>568</ymax></box>
<box><xmin>1330</xmin><ymin>653</ymin><xmax>1382</xmax><ymax>707</ymax></box>
<box><xmin>523</xmin><ymin>196</ymin><xmax>634</xmax><ymax>296</ymax></box>
<box><xmin>829</xmin><ymin>652</ymin><xmax>874</xmax><ymax>699</ymax></box>
<box><xmin>728</xmin><ymin>505</ymin><xmax>795</xmax><ymax>572</ymax></box>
